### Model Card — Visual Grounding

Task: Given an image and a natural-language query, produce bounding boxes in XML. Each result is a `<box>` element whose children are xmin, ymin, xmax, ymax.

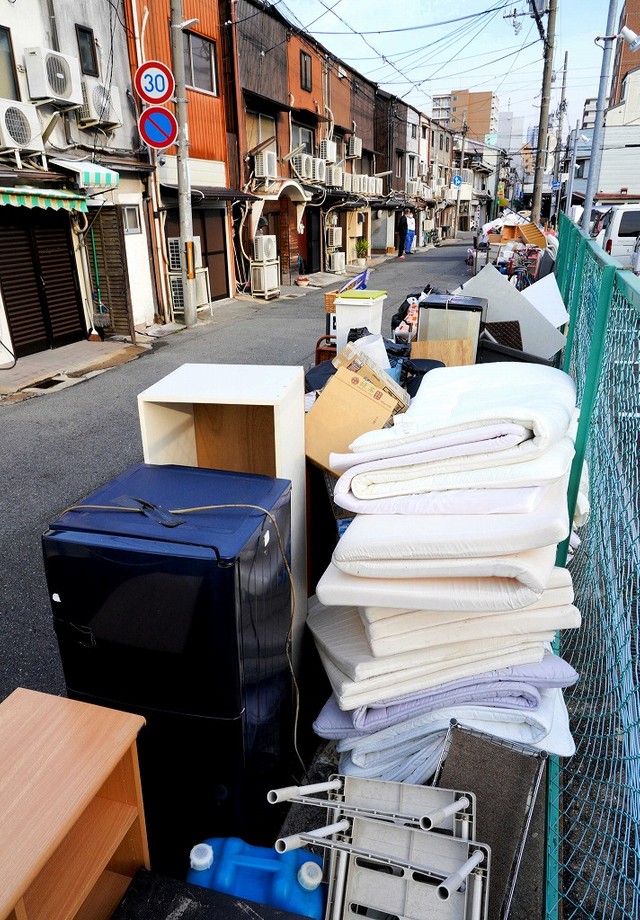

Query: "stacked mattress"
<box><xmin>309</xmin><ymin>362</ymin><xmax>583</xmax><ymax>784</ymax></box>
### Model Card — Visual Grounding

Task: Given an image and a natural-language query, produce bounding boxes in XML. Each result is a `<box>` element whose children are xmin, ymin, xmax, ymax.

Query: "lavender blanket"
<box><xmin>313</xmin><ymin>653</ymin><xmax>578</xmax><ymax>740</ymax></box>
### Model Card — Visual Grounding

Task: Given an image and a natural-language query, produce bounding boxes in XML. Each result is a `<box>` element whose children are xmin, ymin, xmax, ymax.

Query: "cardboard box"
<box><xmin>305</xmin><ymin>366</ymin><xmax>401</xmax><ymax>473</ymax></box>
<box><xmin>332</xmin><ymin>342</ymin><xmax>410</xmax><ymax>411</ymax></box>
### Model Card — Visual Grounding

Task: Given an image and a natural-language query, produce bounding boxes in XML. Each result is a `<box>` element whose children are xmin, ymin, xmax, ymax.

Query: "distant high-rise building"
<box><xmin>497</xmin><ymin>111</ymin><xmax>525</xmax><ymax>152</ymax></box>
<box><xmin>582</xmin><ymin>96</ymin><xmax>609</xmax><ymax>128</ymax></box>
<box><xmin>431</xmin><ymin>89</ymin><xmax>499</xmax><ymax>142</ymax></box>
<box><xmin>610</xmin><ymin>0</ymin><xmax>640</xmax><ymax>106</ymax></box>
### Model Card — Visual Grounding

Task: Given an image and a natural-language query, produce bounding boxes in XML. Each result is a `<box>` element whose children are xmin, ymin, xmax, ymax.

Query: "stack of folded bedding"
<box><xmin>309</xmin><ymin>362</ymin><xmax>583</xmax><ymax>783</ymax></box>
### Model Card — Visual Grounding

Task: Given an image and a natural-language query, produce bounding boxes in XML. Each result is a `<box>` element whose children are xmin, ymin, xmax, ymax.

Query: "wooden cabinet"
<box><xmin>0</xmin><ymin>689</ymin><xmax>149</xmax><ymax>920</ymax></box>
<box><xmin>137</xmin><ymin>363</ymin><xmax>307</xmax><ymax>665</ymax></box>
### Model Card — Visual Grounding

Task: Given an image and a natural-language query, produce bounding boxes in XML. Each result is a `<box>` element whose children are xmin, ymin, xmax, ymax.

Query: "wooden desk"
<box><xmin>0</xmin><ymin>689</ymin><xmax>149</xmax><ymax>920</ymax></box>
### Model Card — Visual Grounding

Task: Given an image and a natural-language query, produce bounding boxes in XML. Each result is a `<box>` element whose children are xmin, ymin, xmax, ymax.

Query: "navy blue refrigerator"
<box><xmin>42</xmin><ymin>463</ymin><xmax>295</xmax><ymax>878</ymax></box>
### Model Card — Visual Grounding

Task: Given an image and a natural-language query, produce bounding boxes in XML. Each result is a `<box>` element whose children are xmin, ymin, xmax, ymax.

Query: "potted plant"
<box><xmin>355</xmin><ymin>238</ymin><xmax>369</xmax><ymax>265</ymax></box>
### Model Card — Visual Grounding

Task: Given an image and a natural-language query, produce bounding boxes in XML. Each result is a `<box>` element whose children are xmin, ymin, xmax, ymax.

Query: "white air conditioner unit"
<box><xmin>325</xmin><ymin>166</ymin><xmax>343</xmax><ymax>187</ymax></box>
<box><xmin>318</xmin><ymin>139</ymin><xmax>337</xmax><ymax>163</ymax></box>
<box><xmin>374</xmin><ymin>177</ymin><xmax>384</xmax><ymax>196</ymax></box>
<box><xmin>311</xmin><ymin>158</ymin><xmax>326</xmax><ymax>183</ymax></box>
<box><xmin>367</xmin><ymin>176</ymin><xmax>378</xmax><ymax>196</ymax></box>
<box><xmin>167</xmin><ymin>236</ymin><xmax>203</xmax><ymax>272</ymax></box>
<box><xmin>291</xmin><ymin>153</ymin><xmax>313</xmax><ymax>179</ymax></box>
<box><xmin>24</xmin><ymin>47</ymin><xmax>83</xmax><ymax>107</ymax></box>
<box><xmin>254</xmin><ymin>150</ymin><xmax>278</xmax><ymax>179</ymax></box>
<box><xmin>250</xmin><ymin>259</ymin><xmax>280</xmax><ymax>298</ymax></box>
<box><xmin>421</xmin><ymin>183</ymin><xmax>432</xmax><ymax>199</ymax></box>
<box><xmin>406</xmin><ymin>179</ymin><xmax>420</xmax><ymax>197</ymax></box>
<box><xmin>169</xmin><ymin>268</ymin><xmax>211</xmax><ymax>312</ymax></box>
<box><xmin>0</xmin><ymin>99</ymin><xmax>44</xmax><ymax>152</ymax></box>
<box><xmin>253</xmin><ymin>234</ymin><xmax>278</xmax><ymax>262</ymax></box>
<box><xmin>350</xmin><ymin>174</ymin><xmax>361</xmax><ymax>193</ymax></box>
<box><xmin>342</xmin><ymin>172</ymin><xmax>352</xmax><ymax>192</ymax></box>
<box><xmin>328</xmin><ymin>251</ymin><xmax>345</xmax><ymax>272</ymax></box>
<box><xmin>326</xmin><ymin>226</ymin><xmax>343</xmax><ymax>247</ymax></box>
<box><xmin>79</xmin><ymin>78</ymin><xmax>123</xmax><ymax>128</ymax></box>
<box><xmin>354</xmin><ymin>175</ymin><xmax>367</xmax><ymax>193</ymax></box>
<box><xmin>419</xmin><ymin>159</ymin><xmax>427</xmax><ymax>178</ymax></box>
<box><xmin>346</xmin><ymin>136</ymin><xmax>362</xmax><ymax>158</ymax></box>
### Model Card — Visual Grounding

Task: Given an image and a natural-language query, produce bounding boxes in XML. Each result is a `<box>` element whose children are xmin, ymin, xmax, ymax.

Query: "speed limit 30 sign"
<box><xmin>134</xmin><ymin>60</ymin><xmax>175</xmax><ymax>106</ymax></box>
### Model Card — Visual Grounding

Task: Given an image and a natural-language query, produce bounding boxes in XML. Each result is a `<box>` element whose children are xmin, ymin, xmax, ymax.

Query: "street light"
<box><xmin>581</xmin><ymin>6</ymin><xmax>640</xmax><ymax>233</ymax></box>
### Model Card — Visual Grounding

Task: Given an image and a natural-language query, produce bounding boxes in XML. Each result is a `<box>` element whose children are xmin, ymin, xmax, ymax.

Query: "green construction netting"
<box><xmin>549</xmin><ymin>214</ymin><xmax>640</xmax><ymax>919</ymax></box>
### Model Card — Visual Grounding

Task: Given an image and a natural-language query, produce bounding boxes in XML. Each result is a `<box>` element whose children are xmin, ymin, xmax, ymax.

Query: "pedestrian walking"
<box><xmin>397</xmin><ymin>209</ymin><xmax>408</xmax><ymax>259</ymax></box>
<box><xmin>405</xmin><ymin>210</ymin><xmax>416</xmax><ymax>254</ymax></box>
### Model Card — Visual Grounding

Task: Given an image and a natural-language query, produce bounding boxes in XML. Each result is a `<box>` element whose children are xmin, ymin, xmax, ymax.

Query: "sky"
<box><xmin>272</xmin><ymin>0</ymin><xmax>613</xmax><ymax>146</ymax></box>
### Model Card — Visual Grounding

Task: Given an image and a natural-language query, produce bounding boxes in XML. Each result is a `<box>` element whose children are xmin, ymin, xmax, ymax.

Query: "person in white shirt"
<box><xmin>405</xmin><ymin>212</ymin><xmax>416</xmax><ymax>254</ymax></box>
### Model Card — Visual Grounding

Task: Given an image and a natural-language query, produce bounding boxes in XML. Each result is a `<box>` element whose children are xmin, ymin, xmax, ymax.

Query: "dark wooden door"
<box><xmin>0</xmin><ymin>209</ymin><xmax>85</xmax><ymax>358</ymax></box>
<box><xmin>87</xmin><ymin>207</ymin><xmax>135</xmax><ymax>340</ymax></box>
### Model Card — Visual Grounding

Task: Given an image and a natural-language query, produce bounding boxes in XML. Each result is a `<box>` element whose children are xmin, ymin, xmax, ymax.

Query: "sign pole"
<box><xmin>170</xmin><ymin>0</ymin><xmax>197</xmax><ymax>328</ymax></box>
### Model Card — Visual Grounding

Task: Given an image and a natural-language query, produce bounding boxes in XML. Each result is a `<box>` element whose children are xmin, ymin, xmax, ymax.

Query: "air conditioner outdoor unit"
<box><xmin>291</xmin><ymin>153</ymin><xmax>313</xmax><ymax>179</ymax></box>
<box><xmin>419</xmin><ymin>159</ymin><xmax>427</xmax><ymax>178</ymax></box>
<box><xmin>367</xmin><ymin>176</ymin><xmax>378</xmax><ymax>195</ymax></box>
<box><xmin>421</xmin><ymin>183</ymin><xmax>432</xmax><ymax>198</ymax></box>
<box><xmin>326</xmin><ymin>226</ymin><xmax>342</xmax><ymax>247</ymax></box>
<box><xmin>346</xmin><ymin>136</ymin><xmax>363</xmax><ymax>158</ymax></box>
<box><xmin>406</xmin><ymin>179</ymin><xmax>420</xmax><ymax>197</ymax></box>
<box><xmin>253</xmin><ymin>234</ymin><xmax>278</xmax><ymax>262</ymax></box>
<box><xmin>311</xmin><ymin>158</ymin><xmax>326</xmax><ymax>183</ymax></box>
<box><xmin>168</xmin><ymin>268</ymin><xmax>211</xmax><ymax>313</ymax></box>
<box><xmin>374</xmin><ymin>177</ymin><xmax>384</xmax><ymax>196</ymax></box>
<box><xmin>341</xmin><ymin>172</ymin><xmax>352</xmax><ymax>192</ymax></box>
<box><xmin>250</xmin><ymin>259</ymin><xmax>280</xmax><ymax>298</ymax></box>
<box><xmin>350</xmin><ymin>174</ymin><xmax>361</xmax><ymax>193</ymax></box>
<box><xmin>328</xmin><ymin>251</ymin><xmax>345</xmax><ymax>272</ymax></box>
<box><xmin>167</xmin><ymin>236</ymin><xmax>203</xmax><ymax>272</ymax></box>
<box><xmin>325</xmin><ymin>166</ymin><xmax>343</xmax><ymax>187</ymax></box>
<box><xmin>318</xmin><ymin>139</ymin><xmax>337</xmax><ymax>163</ymax></box>
<box><xmin>254</xmin><ymin>150</ymin><xmax>278</xmax><ymax>179</ymax></box>
<box><xmin>24</xmin><ymin>47</ymin><xmax>83</xmax><ymax>107</ymax></box>
<box><xmin>79</xmin><ymin>78</ymin><xmax>123</xmax><ymax>128</ymax></box>
<box><xmin>0</xmin><ymin>99</ymin><xmax>44</xmax><ymax>152</ymax></box>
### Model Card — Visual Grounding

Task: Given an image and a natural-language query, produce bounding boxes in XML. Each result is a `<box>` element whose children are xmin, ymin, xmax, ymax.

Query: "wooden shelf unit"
<box><xmin>137</xmin><ymin>363</ymin><xmax>307</xmax><ymax>666</ymax></box>
<box><xmin>0</xmin><ymin>689</ymin><xmax>149</xmax><ymax>920</ymax></box>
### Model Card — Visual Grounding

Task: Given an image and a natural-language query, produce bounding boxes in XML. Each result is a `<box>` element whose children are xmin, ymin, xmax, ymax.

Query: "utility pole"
<box><xmin>564</xmin><ymin>120</ymin><xmax>580</xmax><ymax>217</ymax></box>
<box><xmin>550</xmin><ymin>50</ymin><xmax>568</xmax><ymax>223</ymax></box>
<box><xmin>531</xmin><ymin>0</ymin><xmax>557</xmax><ymax>226</ymax></box>
<box><xmin>170</xmin><ymin>0</ymin><xmax>197</xmax><ymax>328</ymax></box>
<box><xmin>453</xmin><ymin>111</ymin><xmax>467</xmax><ymax>240</ymax></box>
<box><xmin>581</xmin><ymin>0</ymin><xmax>619</xmax><ymax>233</ymax></box>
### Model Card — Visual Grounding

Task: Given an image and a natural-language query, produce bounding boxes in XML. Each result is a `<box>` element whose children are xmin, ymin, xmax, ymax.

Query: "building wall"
<box><xmin>448</xmin><ymin>90</ymin><xmax>498</xmax><ymax>143</ymax></box>
<box><xmin>327</xmin><ymin>60</ymin><xmax>352</xmax><ymax>132</ymax></box>
<box><xmin>606</xmin><ymin>68</ymin><xmax>640</xmax><ymax>126</ymax></box>
<box><xmin>611</xmin><ymin>0</ymin><xmax>640</xmax><ymax>106</ymax></box>
<box><xmin>287</xmin><ymin>34</ymin><xmax>324</xmax><ymax>122</ymax></box>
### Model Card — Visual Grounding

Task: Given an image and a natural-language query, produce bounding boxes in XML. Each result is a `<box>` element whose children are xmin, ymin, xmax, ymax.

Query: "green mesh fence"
<box><xmin>548</xmin><ymin>213</ymin><xmax>640</xmax><ymax>919</ymax></box>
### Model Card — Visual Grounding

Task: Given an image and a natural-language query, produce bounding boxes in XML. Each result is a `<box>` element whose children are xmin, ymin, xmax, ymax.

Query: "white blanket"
<box><xmin>349</xmin><ymin>364</ymin><xmax>576</xmax><ymax>461</ymax></box>
<box><xmin>337</xmin><ymin>686</ymin><xmax>574</xmax><ymax>783</ymax></box>
<box><xmin>316</xmin><ymin>545</ymin><xmax>558</xmax><ymax>612</ymax></box>
<box><xmin>332</xmin><ymin>438</ymin><xmax>574</xmax><ymax>515</ymax></box>
<box><xmin>333</xmin><ymin>477</ymin><xmax>569</xmax><ymax>578</ymax></box>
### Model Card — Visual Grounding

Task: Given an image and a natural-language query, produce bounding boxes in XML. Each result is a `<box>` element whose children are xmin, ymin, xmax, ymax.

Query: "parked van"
<box><xmin>594</xmin><ymin>204</ymin><xmax>640</xmax><ymax>265</ymax></box>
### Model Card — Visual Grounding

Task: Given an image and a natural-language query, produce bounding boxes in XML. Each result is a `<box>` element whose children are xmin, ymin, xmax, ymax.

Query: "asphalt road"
<box><xmin>0</xmin><ymin>237</ymin><xmax>471</xmax><ymax>702</ymax></box>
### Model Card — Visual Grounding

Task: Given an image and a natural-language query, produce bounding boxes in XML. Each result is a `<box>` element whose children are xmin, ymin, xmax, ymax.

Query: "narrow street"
<box><xmin>0</xmin><ymin>237</ymin><xmax>472</xmax><ymax>702</ymax></box>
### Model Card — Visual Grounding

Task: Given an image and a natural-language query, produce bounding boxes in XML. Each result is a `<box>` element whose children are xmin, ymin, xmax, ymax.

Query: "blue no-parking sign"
<box><xmin>138</xmin><ymin>106</ymin><xmax>179</xmax><ymax>150</ymax></box>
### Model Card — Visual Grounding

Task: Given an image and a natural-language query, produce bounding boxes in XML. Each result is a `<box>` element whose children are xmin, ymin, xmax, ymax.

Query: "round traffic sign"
<box><xmin>138</xmin><ymin>106</ymin><xmax>179</xmax><ymax>150</ymax></box>
<box><xmin>134</xmin><ymin>61</ymin><xmax>175</xmax><ymax>105</ymax></box>
<box><xmin>452</xmin><ymin>175</ymin><xmax>462</xmax><ymax>187</ymax></box>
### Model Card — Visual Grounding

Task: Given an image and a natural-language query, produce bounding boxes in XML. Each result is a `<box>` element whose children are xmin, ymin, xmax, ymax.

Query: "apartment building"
<box><xmin>431</xmin><ymin>89</ymin><xmax>499</xmax><ymax>143</ymax></box>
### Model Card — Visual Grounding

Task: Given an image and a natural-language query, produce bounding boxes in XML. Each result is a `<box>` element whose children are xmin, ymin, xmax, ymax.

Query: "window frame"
<box><xmin>75</xmin><ymin>25</ymin><xmax>99</xmax><ymax>77</ymax></box>
<box><xmin>183</xmin><ymin>31</ymin><xmax>218</xmax><ymax>96</ymax></box>
<box><xmin>0</xmin><ymin>26</ymin><xmax>20</xmax><ymax>100</ymax></box>
<box><xmin>300</xmin><ymin>50</ymin><xmax>312</xmax><ymax>92</ymax></box>
<box><xmin>122</xmin><ymin>205</ymin><xmax>142</xmax><ymax>235</ymax></box>
<box><xmin>292</xmin><ymin>123</ymin><xmax>314</xmax><ymax>154</ymax></box>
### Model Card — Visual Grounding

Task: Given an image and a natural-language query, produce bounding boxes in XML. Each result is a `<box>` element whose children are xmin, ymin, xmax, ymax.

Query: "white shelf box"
<box><xmin>137</xmin><ymin>363</ymin><xmax>308</xmax><ymax>665</ymax></box>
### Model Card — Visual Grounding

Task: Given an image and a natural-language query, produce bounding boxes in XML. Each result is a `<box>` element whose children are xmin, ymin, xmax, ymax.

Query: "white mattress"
<box><xmin>316</xmin><ymin>545</ymin><xmax>558</xmax><ymax>612</ymax></box>
<box><xmin>349</xmin><ymin>363</ymin><xmax>576</xmax><ymax>460</ymax></box>
<box><xmin>332</xmin><ymin>478</ymin><xmax>569</xmax><ymax>578</ymax></box>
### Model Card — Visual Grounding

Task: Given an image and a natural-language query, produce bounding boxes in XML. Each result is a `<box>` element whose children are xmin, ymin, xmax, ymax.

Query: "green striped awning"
<box><xmin>51</xmin><ymin>158</ymin><xmax>120</xmax><ymax>190</ymax></box>
<box><xmin>0</xmin><ymin>186</ymin><xmax>88</xmax><ymax>212</ymax></box>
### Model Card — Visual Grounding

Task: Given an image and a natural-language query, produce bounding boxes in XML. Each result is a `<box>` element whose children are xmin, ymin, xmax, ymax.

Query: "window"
<box><xmin>445</xmin><ymin>136</ymin><xmax>450</xmax><ymax>152</ymax></box>
<box><xmin>431</xmin><ymin>130</ymin><xmax>435</xmax><ymax>146</ymax></box>
<box><xmin>408</xmin><ymin>156</ymin><xmax>416</xmax><ymax>178</ymax></box>
<box><xmin>300</xmin><ymin>51</ymin><xmax>312</xmax><ymax>92</ymax></box>
<box><xmin>122</xmin><ymin>205</ymin><xmax>141</xmax><ymax>234</ymax></box>
<box><xmin>0</xmin><ymin>27</ymin><xmax>18</xmax><ymax>100</ymax></box>
<box><xmin>411</xmin><ymin>124</ymin><xmax>417</xmax><ymax>139</ymax></box>
<box><xmin>292</xmin><ymin>123</ymin><xmax>314</xmax><ymax>154</ymax></box>
<box><xmin>395</xmin><ymin>151</ymin><xmax>404</xmax><ymax>178</ymax></box>
<box><xmin>439</xmin><ymin>134</ymin><xmax>443</xmax><ymax>151</ymax></box>
<box><xmin>421</xmin><ymin>125</ymin><xmax>427</xmax><ymax>139</ymax></box>
<box><xmin>183</xmin><ymin>32</ymin><xmax>218</xmax><ymax>94</ymax></box>
<box><xmin>76</xmin><ymin>25</ymin><xmax>99</xmax><ymax>77</ymax></box>
<box><xmin>246</xmin><ymin>112</ymin><xmax>276</xmax><ymax>153</ymax></box>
